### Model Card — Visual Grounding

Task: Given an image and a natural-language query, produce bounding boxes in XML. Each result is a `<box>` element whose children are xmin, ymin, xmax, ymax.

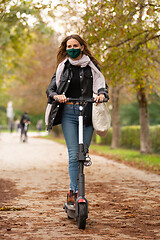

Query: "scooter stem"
<box><xmin>79</xmin><ymin>105</ymin><xmax>83</xmax><ymax>144</ymax></box>
<box><xmin>78</xmin><ymin>104</ymin><xmax>85</xmax><ymax>197</ymax></box>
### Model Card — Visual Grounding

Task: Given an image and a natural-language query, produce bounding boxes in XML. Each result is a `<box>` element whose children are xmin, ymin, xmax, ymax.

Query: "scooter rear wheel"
<box><xmin>77</xmin><ymin>203</ymin><xmax>87</xmax><ymax>229</ymax></box>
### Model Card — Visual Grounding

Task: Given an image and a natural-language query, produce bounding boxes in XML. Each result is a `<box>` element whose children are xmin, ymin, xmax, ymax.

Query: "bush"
<box><xmin>150</xmin><ymin>125</ymin><xmax>160</xmax><ymax>153</ymax></box>
<box><xmin>93</xmin><ymin>125</ymin><xmax>160</xmax><ymax>153</ymax></box>
<box><xmin>120</xmin><ymin>126</ymin><xmax>140</xmax><ymax>150</ymax></box>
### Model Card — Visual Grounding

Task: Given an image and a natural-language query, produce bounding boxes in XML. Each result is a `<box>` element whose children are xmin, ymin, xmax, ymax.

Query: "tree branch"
<box><xmin>127</xmin><ymin>3</ymin><xmax>160</xmax><ymax>22</ymax></box>
<box><xmin>107</xmin><ymin>30</ymin><xmax>149</xmax><ymax>48</ymax></box>
<box><xmin>131</xmin><ymin>34</ymin><xmax>160</xmax><ymax>52</ymax></box>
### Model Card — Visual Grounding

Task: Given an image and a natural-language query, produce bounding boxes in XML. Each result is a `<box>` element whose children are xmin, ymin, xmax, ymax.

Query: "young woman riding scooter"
<box><xmin>46</xmin><ymin>34</ymin><xmax>108</xmax><ymax>205</ymax></box>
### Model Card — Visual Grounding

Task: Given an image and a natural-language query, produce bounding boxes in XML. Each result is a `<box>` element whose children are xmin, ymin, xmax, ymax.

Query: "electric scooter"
<box><xmin>62</xmin><ymin>97</ymin><xmax>109</xmax><ymax>229</ymax></box>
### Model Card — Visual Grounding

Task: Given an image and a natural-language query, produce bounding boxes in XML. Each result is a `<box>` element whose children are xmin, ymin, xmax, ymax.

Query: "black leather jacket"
<box><xmin>46</xmin><ymin>60</ymin><xmax>108</xmax><ymax>130</ymax></box>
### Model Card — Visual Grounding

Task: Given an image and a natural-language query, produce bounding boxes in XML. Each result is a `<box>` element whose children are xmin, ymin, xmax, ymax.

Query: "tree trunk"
<box><xmin>111</xmin><ymin>86</ymin><xmax>121</xmax><ymax>149</ymax></box>
<box><xmin>137</xmin><ymin>88</ymin><xmax>152</xmax><ymax>154</ymax></box>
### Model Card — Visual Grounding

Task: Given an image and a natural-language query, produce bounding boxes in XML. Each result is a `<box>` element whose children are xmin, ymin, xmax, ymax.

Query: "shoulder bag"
<box><xmin>92</xmin><ymin>97</ymin><xmax>111</xmax><ymax>137</ymax></box>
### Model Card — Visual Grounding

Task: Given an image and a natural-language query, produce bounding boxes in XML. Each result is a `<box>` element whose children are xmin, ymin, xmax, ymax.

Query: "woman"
<box><xmin>46</xmin><ymin>34</ymin><xmax>108</xmax><ymax>204</ymax></box>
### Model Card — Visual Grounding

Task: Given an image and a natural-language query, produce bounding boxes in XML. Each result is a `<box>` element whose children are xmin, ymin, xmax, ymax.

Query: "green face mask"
<box><xmin>67</xmin><ymin>48</ymin><xmax>81</xmax><ymax>59</ymax></box>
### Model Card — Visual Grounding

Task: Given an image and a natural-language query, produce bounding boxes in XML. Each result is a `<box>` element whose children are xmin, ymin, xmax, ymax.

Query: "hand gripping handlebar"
<box><xmin>54</xmin><ymin>96</ymin><xmax>109</xmax><ymax>104</ymax></box>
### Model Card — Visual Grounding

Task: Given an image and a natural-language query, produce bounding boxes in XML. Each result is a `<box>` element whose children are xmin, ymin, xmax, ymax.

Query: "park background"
<box><xmin>0</xmin><ymin>0</ymin><xmax>160</xmax><ymax>159</ymax></box>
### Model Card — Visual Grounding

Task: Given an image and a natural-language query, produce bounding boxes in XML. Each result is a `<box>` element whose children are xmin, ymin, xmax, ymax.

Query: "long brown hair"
<box><xmin>56</xmin><ymin>34</ymin><xmax>100</xmax><ymax>69</ymax></box>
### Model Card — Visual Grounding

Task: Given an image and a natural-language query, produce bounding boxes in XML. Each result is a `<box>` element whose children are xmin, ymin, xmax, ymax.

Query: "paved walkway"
<box><xmin>0</xmin><ymin>133</ymin><xmax>160</xmax><ymax>239</ymax></box>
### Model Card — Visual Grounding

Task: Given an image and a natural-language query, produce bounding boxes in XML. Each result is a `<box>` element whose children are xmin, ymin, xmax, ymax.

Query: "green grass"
<box><xmin>42</xmin><ymin>135</ymin><xmax>160</xmax><ymax>174</ymax></box>
<box><xmin>90</xmin><ymin>144</ymin><xmax>160</xmax><ymax>174</ymax></box>
<box><xmin>42</xmin><ymin>134</ymin><xmax>66</xmax><ymax>144</ymax></box>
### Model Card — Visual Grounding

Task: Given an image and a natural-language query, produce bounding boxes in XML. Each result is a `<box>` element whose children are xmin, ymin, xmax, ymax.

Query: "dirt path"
<box><xmin>0</xmin><ymin>133</ymin><xmax>160</xmax><ymax>240</ymax></box>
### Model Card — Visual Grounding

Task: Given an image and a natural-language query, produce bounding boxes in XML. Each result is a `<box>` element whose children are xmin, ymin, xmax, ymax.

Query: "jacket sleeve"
<box><xmin>95</xmin><ymin>64</ymin><xmax>109</xmax><ymax>98</ymax></box>
<box><xmin>98</xmin><ymin>82</ymin><xmax>108</xmax><ymax>97</ymax></box>
<box><xmin>46</xmin><ymin>72</ymin><xmax>58</xmax><ymax>102</ymax></box>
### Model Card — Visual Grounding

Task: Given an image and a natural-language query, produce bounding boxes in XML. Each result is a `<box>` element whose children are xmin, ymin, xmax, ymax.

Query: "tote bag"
<box><xmin>92</xmin><ymin>101</ymin><xmax>111</xmax><ymax>138</ymax></box>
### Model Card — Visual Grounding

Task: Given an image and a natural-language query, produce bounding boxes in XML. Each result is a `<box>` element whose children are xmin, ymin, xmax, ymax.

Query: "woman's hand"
<box><xmin>94</xmin><ymin>94</ymin><xmax>105</xmax><ymax>103</ymax></box>
<box><xmin>53</xmin><ymin>94</ymin><xmax>67</xmax><ymax>103</ymax></box>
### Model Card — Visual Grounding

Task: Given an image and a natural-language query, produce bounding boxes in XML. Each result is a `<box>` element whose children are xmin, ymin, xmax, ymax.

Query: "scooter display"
<box><xmin>62</xmin><ymin>97</ymin><xmax>109</xmax><ymax>229</ymax></box>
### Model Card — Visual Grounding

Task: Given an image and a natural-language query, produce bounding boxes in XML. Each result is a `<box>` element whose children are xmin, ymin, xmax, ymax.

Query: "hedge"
<box><xmin>93</xmin><ymin>125</ymin><xmax>160</xmax><ymax>153</ymax></box>
<box><xmin>50</xmin><ymin>125</ymin><xmax>160</xmax><ymax>153</ymax></box>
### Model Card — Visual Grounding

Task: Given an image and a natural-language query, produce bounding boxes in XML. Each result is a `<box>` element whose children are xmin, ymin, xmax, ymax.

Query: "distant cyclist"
<box><xmin>20</xmin><ymin>112</ymin><xmax>31</xmax><ymax>142</ymax></box>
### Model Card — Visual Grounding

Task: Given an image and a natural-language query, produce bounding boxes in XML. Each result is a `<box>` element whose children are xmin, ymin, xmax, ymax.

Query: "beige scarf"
<box><xmin>56</xmin><ymin>54</ymin><xmax>105</xmax><ymax>93</ymax></box>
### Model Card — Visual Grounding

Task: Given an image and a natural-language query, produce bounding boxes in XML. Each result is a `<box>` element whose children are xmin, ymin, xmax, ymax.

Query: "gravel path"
<box><xmin>0</xmin><ymin>132</ymin><xmax>160</xmax><ymax>240</ymax></box>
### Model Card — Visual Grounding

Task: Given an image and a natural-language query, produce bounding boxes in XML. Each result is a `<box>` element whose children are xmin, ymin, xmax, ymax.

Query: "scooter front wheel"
<box><xmin>77</xmin><ymin>203</ymin><xmax>87</xmax><ymax>229</ymax></box>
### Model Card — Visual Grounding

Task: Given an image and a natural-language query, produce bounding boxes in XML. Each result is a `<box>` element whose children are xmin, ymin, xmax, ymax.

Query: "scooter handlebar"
<box><xmin>67</xmin><ymin>97</ymin><xmax>109</xmax><ymax>103</ymax></box>
<box><xmin>54</xmin><ymin>96</ymin><xmax>109</xmax><ymax>103</ymax></box>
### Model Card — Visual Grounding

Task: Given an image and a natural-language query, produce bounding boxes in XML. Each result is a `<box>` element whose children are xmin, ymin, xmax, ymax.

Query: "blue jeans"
<box><xmin>62</xmin><ymin>104</ymin><xmax>93</xmax><ymax>192</ymax></box>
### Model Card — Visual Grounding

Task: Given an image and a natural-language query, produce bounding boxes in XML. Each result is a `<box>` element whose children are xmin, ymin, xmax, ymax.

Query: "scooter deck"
<box><xmin>63</xmin><ymin>203</ymin><xmax>75</xmax><ymax>219</ymax></box>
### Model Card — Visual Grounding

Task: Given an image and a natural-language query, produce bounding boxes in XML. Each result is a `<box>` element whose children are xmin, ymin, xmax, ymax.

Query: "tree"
<box><xmin>8</xmin><ymin>32</ymin><xmax>58</xmax><ymax>116</ymax></box>
<box><xmin>0</xmin><ymin>0</ymin><xmax>53</xmax><ymax>90</ymax></box>
<box><xmin>0</xmin><ymin>0</ymin><xmax>55</xmax><ymax>123</ymax></box>
<box><xmin>80</xmin><ymin>0</ymin><xmax>160</xmax><ymax>153</ymax></box>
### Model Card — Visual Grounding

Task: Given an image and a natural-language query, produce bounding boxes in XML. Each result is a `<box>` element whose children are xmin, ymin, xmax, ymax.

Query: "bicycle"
<box><xmin>20</xmin><ymin>121</ymin><xmax>30</xmax><ymax>143</ymax></box>
<box><xmin>61</xmin><ymin>97</ymin><xmax>109</xmax><ymax>229</ymax></box>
